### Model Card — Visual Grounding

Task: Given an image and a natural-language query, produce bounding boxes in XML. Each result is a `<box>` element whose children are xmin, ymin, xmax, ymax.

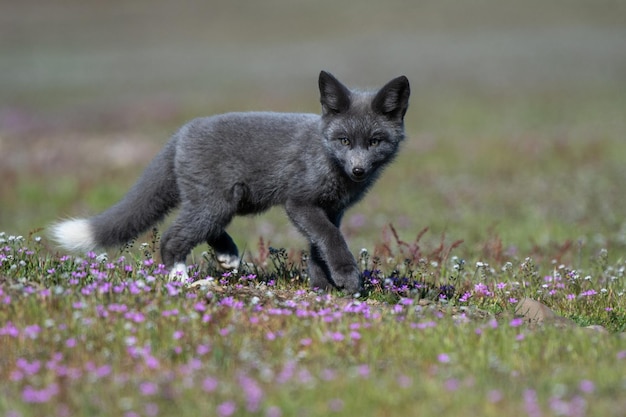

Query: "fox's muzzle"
<box><xmin>347</xmin><ymin>149</ymin><xmax>371</xmax><ymax>182</ymax></box>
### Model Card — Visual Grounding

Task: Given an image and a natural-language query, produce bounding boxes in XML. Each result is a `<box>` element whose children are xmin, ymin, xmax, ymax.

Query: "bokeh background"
<box><xmin>2</xmin><ymin>0</ymin><xmax>626</xmax><ymax>263</ymax></box>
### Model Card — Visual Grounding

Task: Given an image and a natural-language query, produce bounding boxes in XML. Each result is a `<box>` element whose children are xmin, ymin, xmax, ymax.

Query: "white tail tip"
<box><xmin>50</xmin><ymin>218</ymin><xmax>97</xmax><ymax>253</ymax></box>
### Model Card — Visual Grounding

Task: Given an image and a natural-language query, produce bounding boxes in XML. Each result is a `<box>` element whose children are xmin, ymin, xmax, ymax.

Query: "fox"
<box><xmin>51</xmin><ymin>71</ymin><xmax>410</xmax><ymax>293</ymax></box>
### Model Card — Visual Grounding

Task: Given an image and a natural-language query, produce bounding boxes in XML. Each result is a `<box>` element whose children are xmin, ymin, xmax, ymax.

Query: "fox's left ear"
<box><xmin>319</xmin><ymin>71</ymin><xmax>352</xmax><ymax>115</ymax></box>
<box><xmin>372</xmin><ymin>76</ymin><xmax>410</xmax><ymax>120</ymax></box>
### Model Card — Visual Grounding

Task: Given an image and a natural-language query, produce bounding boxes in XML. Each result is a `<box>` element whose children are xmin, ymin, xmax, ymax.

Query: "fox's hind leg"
<box><xmin>208</xmin><ymin>232</ymin><xmax>240</xmax><ymax>270</ymax></box>
<box><xmin>160</xmin><ymin>205</ymin><xmax>233</xmax><ymax>281</ymax></box>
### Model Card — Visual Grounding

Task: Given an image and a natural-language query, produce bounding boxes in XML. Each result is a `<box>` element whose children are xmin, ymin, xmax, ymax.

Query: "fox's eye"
<box><xmin>369</xmin><ymin>138</ymin><xmax>380</xmax><ymax>147</ymax></box>
<box><xmin>339</xmin><ymin>137</ymin><xmax>351</xmax><ymax>146</ymax></box>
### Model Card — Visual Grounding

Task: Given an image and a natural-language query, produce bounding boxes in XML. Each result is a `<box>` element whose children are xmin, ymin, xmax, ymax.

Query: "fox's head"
<box><xmin>318</xmin><ymin>71</ymin><xmax>410</xmax><ymax>183</ymax></box>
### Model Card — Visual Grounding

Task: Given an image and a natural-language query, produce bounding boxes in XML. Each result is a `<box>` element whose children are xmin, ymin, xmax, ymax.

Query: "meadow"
<box><xmin>2</xmin><ymin>1</ymin><xmax>626</xmax><ymax>416</ymax></box>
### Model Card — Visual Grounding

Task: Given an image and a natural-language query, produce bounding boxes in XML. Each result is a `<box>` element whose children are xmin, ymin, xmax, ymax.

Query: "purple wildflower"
<box><xmin>328</xmin><ymin>399</ymin><xmax>344</xmax><ymax>412</ymax></box>
<box><xmin>330</xmin><ymin>332</ymin><xmax>344</xmax><ymax>342</ymax></box>
<box><xmin>139</xmin><ymin>382</ymin><xmax>158</xmax><ymax>396</ymax></box>
<box><xmin>320</xmin><ymin>369</ymin><xmax>336</xmax><ymax>381</ymax></box>
<box><xmin>124</xmin><ymin>311</ymin><xmax>145</xmax><ymax>323</ymax></box>
<box><xmin>474</xmin><ymin>282</ymin><xmax>491</xmax><ymax>297</ymax></box>
<box><xmin>196</xmin><ymin>344</ymin><xmax>211</xmax><ymax>355</ymax></box>
<box><xmin>23</xmin><ymin>325</ymin><xmax>41</xmax><ymax>339</ymax></box>
<box><xmin>357</xmin><ymin>364</ymin><xmax>370</xmax><ymax>378</ymax></box>
<box><xmin>459</xmin><ymin>291</ymin><xmax>471</xmax><ymax>302</ymax></box>
<box><xmin>523</xmin><ymin>389</ymin><xmax>541</xmax><ymax>417</ymax></box>
<box><xmin>266</xmin><ymin>406</ymin><xmax>282</xmax><ymax>417</ymax></box>
<box><xmin>95</xmin><ymin>364</ymin><xmax>111</xmax><ymax>378</ymax></box>
<box><xmin>397</xmin><ymin>374</ymin><xmax>412</xmax><ymax>388</ymax></box>
<box><xmin>22</xmin><ymin>383</ymin><xmax>59</xmax><ymax>403</ymax></box>
<box><xmin>145</xmin><ymin>403</ymin><xmax>159</xmax><ymax>417</ymax></box>
<box><xmin>487</xmin><ymin>390</ymin><xmax>503</xmax><ymax>403</ymax></box>
<box><xmin>216</xmin><ymin>401</ymin><xmax>236</xmax><ymax>417</ymax></box>
<box><xmin>549</xmin><ymin>396</ymin><xmax>587</xmax><ymax>417</ymax></box>
<box><xmin>144</xmin><ymin>355</ymin><xmax>160</xmax><ymax>370</ymax></box>
<box><xmin>238</xmin><ymin>374</ymin><xmax>264</xmax><ymax>412</ymax></box>
<box><xmin>437</xmin><ymin>353</ymin><xmax>451</xmax><ymax>363</ymax></box>
<box><xmin>444</xmin><ymin>378</ymin><xmax>460</xmax><ymax>391</ymax></box>
<box><xmin>154</xmin><ymin>263</ymin><xmax>168</xmax><ymax>275</ymax></box>
<box><xmin>276</xmin><ymin>361</ymin><xmax>296</xmax><ymax>384</ymax></box>
<box><xmin>202</xmin><ymin>377</ymin><xmax>218</xmax><ymax>393</ymax></box>
<box><xmin>579</xmin><ymin>380</ymin><xmax>595</xmax><ymax>394</ymax></box>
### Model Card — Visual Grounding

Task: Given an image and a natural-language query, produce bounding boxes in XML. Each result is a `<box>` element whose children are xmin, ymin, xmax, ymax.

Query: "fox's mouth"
<box><xmin>350</xmin><ymin>175</ymin><xmax>368</xmax><ymax>183</ymax></box>
<box><xmin>349</xmin><ymin>168</ymin><xmax>369</xmax><ymax>183</ymax></box>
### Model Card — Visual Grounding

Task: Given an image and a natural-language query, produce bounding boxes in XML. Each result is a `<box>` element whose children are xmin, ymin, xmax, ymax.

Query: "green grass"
<box><xmin>0</xmin><ymin>233</ymin><xmax>625</xmax><ymax>416</ymax></box>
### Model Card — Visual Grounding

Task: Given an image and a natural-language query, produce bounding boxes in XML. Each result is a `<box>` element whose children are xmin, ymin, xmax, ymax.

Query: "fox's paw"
<box><xmin>333</xmin><ymin>264</ymin><xmax>364</xmax><ymax>295</ymax></box>
<box><xmin>309</xmin><ymin>274</ymin><xmax>334</xmax><ymax>292</ymax></box>
<box><xmin>215</xmin><ymin>253</ymin><xmax>240</xmax><ymax>270</ymax></box>
<box><xmin>169</xmin><ymin>263</ymin><xmax>189</xmax><ymax>282</ymax></box>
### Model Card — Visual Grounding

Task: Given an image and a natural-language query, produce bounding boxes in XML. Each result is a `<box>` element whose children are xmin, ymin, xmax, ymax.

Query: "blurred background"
<box><xmin>2</xmin><ymin>0</ymin><xmax>626</xmax><ymax>263</ymax></box>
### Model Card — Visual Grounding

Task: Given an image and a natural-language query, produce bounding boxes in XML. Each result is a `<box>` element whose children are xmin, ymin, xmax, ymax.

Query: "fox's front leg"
<box><xmin>307</xmin><ymin>244</ymin><xmax>333</xmax><ymax>291</ymax></box>
<box><xmin>285</xmin><ymin>202</ymin><xmax>362</xmax><ymax>293</ymax></box>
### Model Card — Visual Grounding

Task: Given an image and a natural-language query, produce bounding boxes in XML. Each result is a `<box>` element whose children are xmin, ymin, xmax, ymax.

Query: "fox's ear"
<box><xmin>319</xmin><ymin>71</ymin><xmax>352</xmax><ymax>115</ymax></box>
<box><xmin>372</xmin><ymin>75</ymin><xmax>410</xmax><ymax>120</ymax></box>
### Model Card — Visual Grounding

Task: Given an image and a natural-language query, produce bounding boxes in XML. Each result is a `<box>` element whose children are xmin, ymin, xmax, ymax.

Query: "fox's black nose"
<box><xmin>352</xmin><ymin>167</ymin><xmax>365</xmax><ymax>178</ymax></box>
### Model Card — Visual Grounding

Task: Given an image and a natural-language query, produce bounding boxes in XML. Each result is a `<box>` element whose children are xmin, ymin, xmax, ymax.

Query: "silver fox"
<box><xmin>51</xmin><ymin>71</ymin><xmax>410</xmax><ymax>293</ymax></box>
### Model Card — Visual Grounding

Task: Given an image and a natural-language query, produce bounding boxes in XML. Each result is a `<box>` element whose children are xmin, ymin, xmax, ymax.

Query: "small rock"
<box><xmin>514</xmin><ymin>298</ymin><xmax>557</xmax><ymax>324</ymax></box>
<box><xmin>584</xmin><ymin>325</ymin><xmax>608</xmax><ymax>334</ymax></box>
<box><xmin>514</xmin><ymin>298</ymin><xmax>577</xmax><ymax>328</ymax></box>
<box><xmin>550</xmin><ymin>315</ymin><xmax>578</xmax><ymax>329</ymax></box>
<box><xmin>189</xmin><ymin>278</ymin><xmax>216</xmax><ymax>288</ymax></box>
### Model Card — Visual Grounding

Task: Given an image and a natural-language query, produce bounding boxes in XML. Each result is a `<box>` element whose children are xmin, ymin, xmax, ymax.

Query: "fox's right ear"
<box><xmin>319</xmin><ymin>71</ymin><xmax>351</xmax><ymax>115</ymax></box>
<box><xmin>372</xmin><ymin>75</ymin><xmax>410</xmax><ymax>120</ymax></box>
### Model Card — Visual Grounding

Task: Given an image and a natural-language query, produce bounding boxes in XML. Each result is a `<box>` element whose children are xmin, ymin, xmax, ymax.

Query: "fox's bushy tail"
<box><xmin>51</xmin><ymin>138</ymin><xmax>180</xmax><ymax>253</ymax></box>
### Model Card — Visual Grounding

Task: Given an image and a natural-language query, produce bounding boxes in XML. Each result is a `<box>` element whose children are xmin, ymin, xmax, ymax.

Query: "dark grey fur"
<box><xmin>86</xmin><ymin>71</ymin><xmax>409</xmax><ymax>292</ymax></box>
